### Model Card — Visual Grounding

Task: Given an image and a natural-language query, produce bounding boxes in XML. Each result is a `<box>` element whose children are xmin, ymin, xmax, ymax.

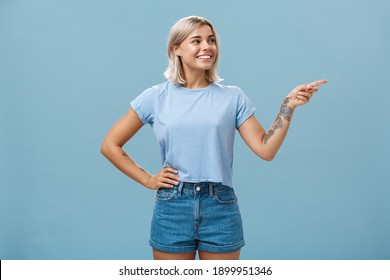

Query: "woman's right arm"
<box><xmin>100</xmin><ymin>108</ymin><xmax>180</xmax><ymax>190</ymax></box>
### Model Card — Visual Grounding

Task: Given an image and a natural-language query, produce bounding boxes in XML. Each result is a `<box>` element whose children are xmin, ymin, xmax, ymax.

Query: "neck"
<box><xmin>182</xmin><ymin>70</ymin><xmax>209</xmax><ymax>89</ymax></box>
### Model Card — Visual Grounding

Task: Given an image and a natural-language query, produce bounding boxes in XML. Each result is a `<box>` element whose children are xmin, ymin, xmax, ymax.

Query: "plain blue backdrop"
<box><xmin>1</xmin><ymin>0</ymin><xmax>389</xmax><ymax>260</ymax></box>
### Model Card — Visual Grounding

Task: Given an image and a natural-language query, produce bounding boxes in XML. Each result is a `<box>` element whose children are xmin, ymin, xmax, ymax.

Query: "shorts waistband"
<box><xmin>175</xmin><ymin>182</ymin><xmax>222</xmax><ymax>197</ymax></box>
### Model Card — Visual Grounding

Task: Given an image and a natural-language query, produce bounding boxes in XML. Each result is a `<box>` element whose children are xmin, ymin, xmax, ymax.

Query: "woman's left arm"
<box><xmin>238</xmin><ymin>79</ymin><xmax>327</xmax><ymax>161</ymax></box>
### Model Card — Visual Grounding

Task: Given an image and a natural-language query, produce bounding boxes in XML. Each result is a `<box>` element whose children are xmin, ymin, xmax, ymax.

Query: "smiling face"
<box><xmin>173</xmin><ymin>24</ymin><xmax>217</xmax><ymax>76</ymax></box>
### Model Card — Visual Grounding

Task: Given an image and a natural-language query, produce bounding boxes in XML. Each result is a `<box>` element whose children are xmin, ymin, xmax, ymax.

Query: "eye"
<box><xmin>208</xmin><ymin>38</ymin><xmax>216</xmax><ymax>44</ymax></box>
<box><xmin>191</xmin><ymin>39</ymin><xmax>201</xmax><ymax>44</ymax></box>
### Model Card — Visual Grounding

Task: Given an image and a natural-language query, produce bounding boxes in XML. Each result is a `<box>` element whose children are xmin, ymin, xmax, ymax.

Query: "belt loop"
<box><xmin>209</xmin><ymin>182</ymin><xmax>214</xmax><ymax>197</ymax></box>
<box><xmin>177</xmin><ymin>182</ymin><xmax>183</xmax><ymax>196</ymax></box>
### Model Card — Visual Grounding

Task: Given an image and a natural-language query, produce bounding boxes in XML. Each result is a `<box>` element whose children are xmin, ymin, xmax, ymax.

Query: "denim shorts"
<box><xmin>149</xmin><ymin>182</ymin><xmax>245</xmax><ymax>253</ymax></box>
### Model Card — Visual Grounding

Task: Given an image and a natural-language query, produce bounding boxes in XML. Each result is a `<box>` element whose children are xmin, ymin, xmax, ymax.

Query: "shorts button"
<box><xmin>196</xmin><ymin>186</ymin><xmax>201</xmax><ymax>191</ymax></box>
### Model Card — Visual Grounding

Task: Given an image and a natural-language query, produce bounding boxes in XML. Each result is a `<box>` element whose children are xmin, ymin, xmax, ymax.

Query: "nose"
<box><xmin>201</xmin><ymin>40</ymin><xmax>210</xmax><ymax>50</ymax></box>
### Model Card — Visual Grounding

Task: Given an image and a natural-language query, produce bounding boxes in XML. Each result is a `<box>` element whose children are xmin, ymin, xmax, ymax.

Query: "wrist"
<box><xmin>280</xmin><ymin>97</ymin><xmax>294</xmax><ymax>121</ymax></box>
<box><xmin>144</xmin><ymin>174</ymin><xmax>154</xmax><ymax>189</ymax></box>
<box><xmin>283</xmin><ymin>97</ymin><xmax>296</xmax><ymax>110</ymax></box>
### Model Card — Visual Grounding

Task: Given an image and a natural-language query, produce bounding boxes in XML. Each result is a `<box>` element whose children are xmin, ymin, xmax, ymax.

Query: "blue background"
<box><xmin>1</xmin><ymin>0</ymin><xmax>389</xmax><ymax>260</ymax></box>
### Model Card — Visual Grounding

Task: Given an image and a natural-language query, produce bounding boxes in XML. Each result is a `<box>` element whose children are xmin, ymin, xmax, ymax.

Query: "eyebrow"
<box><xmin>189</xmin><ymin>35</ymin><xmax>215</xmax><ymax>39</ymax></box>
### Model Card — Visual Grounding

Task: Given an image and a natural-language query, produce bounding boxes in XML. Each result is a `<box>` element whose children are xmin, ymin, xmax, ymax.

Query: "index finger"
<box><xmin>308</xmin><ymin>79</ymin><xmax>328</xmax><ymax>88</ymax></box>
<box><xmin>163</xmin><ymin>167</ymin><xmax>178</xmax><ymax>174</ymax></box>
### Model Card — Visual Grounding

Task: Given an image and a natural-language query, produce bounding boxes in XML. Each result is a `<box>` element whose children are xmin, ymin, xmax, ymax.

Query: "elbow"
<box><xmin>100</xmin><ymin>140</ymin><xmax>123</xmax><ymax>159</ymax></box>
<box><xmin>100</xmin><ymin>141</ymin><xmax>109</xmax><ymax>157</ymax></box>
<box><xmin>261</xmin><ymin>154</ymin><xmax>275</xmax><ymax>162</ymax></box>
<box><xmin>256</xmin><ymin>151</ymin><xmax>276</xmax><ymax>162</ymax></box>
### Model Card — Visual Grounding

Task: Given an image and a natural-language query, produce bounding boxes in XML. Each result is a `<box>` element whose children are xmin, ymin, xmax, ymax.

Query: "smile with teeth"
<box><xmin>196</xmin><ymin>55</ymin><xmax>212</xmax><ymax>59</ymax></box>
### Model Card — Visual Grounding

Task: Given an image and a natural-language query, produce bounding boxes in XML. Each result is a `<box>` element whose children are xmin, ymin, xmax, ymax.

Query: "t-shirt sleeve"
<box><xmin>236</xmin><ymin>87</ymin><xmax>257</xmax><ymax>128</ymax></box>
<box><xmin>130</xmin><ymin>87</ymin><xmax>156</xmax><ymax>125</ymax></box>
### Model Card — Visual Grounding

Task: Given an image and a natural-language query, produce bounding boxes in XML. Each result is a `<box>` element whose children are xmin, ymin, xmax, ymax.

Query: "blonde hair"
<box><xmin>164</xmin><ymin>16</ymin><xmax>222</xmax><ymax>85</ymax></box>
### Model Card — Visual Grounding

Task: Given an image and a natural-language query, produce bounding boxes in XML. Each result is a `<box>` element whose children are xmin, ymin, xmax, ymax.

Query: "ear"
<box><xmin>173</xmin><ymin>45</ymin><xmax>181</xmax><ymax>56</ymax></box>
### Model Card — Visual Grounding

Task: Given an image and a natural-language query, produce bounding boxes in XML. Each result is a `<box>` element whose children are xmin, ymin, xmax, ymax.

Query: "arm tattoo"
<box><xmin>122</xmin><ymin>151</ymin><xmax>146</xmax><ymax>172</ymax></box>
<box><xmin>122</xmin><ymin>151</ymin><xmax>129</xmax><ymax>157</ymax></box>
<box><xmin>280</xmin><ymin>97</ymin><xmax>293</xmax><ymax>121</ymax></box>
<box><xmin>264</xmin><ymin>98</ymin><xmax>294</xmax><ymax>144</ymax></box>
<box><xmin>264</xmin><ymin>115</ymin><xmax>283</xmax><ymax>144</ymax></box>
<box><xmin>121</xmin><ymin>151</ymin><xmax>147</xmax><ymax>173</ymax></box>
<box><xmin>122</xmin><ymin>151</ymin><xmax>146</xmax><ymax>173</ymax></box>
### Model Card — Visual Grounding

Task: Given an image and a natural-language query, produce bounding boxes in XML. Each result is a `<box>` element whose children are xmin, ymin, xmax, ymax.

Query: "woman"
<box><xmin>101</xmin><ymin>15</ymin><xmax>327</xmax><ymax>260</ymax></box>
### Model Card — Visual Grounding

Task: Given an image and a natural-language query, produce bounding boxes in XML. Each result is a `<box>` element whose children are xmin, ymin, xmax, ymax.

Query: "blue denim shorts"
<box><xmin>149</xmin><ymin>182</ymin><xmax>245</xmax><ymax>253</ymax></box>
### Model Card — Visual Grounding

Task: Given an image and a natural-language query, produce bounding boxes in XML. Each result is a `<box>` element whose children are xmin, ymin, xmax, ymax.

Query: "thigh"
<box><xmin>153</xmin><ymin>249</ymin><xmax>196</xmax><ymax>260</ymax></box>
<box><xmin>198</xmin><ymin>250</ymin><xmax>240</xmax><ymax>260</ymax></box>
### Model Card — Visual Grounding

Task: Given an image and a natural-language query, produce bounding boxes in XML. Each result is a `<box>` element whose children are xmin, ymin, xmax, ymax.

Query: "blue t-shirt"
<box><xmin>130</xmin><ymin>81</ymin><xmax>256</xmax><ymax>188</ymax></box>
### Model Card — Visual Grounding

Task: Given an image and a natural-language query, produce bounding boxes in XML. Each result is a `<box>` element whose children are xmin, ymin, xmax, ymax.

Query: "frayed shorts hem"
<box><xmin>149</xmin><ymin>238</ymin><xmax>245</xmax><ymax>253</ymax></box>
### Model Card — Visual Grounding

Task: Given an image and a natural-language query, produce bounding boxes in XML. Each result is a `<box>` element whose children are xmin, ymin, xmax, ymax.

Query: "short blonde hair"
<box><xmin>164</xmin><ymin>16</ymin><xmax>222</xmax><ymax>85</ymax></box>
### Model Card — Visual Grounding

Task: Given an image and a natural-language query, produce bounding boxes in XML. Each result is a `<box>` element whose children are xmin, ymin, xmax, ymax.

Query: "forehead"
<box><xmin>187</xmin><ymin>24</ymin><xmax>214</xmax><ymax>38</ymax></box>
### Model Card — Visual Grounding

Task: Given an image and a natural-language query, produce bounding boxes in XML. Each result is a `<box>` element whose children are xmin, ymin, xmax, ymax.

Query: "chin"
<box><xmin>197</xmin><ymin>63</ymin><xmax>214</xmax><ymax>71</ymax></box>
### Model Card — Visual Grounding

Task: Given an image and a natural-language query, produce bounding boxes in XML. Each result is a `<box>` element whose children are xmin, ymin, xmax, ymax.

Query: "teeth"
<box><xmin>197</xmin><ymin>55</ymin><xmax>211</xmax><ymax>59</ymax></box>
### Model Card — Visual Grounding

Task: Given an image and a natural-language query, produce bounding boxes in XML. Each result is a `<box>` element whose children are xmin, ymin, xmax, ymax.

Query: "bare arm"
<box><xmin>100</xmin><ymin>108</ymin><xmax>180</xmax><ymax>190</ymax></box>
<box><xmin>238</xmin><ymin>79</ymin><xmax>327</xmax><ymax>161</ymax></box>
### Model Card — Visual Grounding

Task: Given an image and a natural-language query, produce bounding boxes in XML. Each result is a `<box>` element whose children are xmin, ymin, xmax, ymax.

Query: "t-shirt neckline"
<box><xmin>174</xmin><ymin>82</ymin><xmax>214</xmax><ymax>93</ymax></box>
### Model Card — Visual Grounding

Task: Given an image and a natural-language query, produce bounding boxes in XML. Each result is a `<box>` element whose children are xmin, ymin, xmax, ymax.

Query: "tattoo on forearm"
<box><xmin>122</xmin><ymin>151</ymin><xmax>146</xmax><ymax>173</ymax></box>
<box><xmin>121</xmin><ymin>150</ymin><xmax>146</xmax><ymax>173</ymax></box>
<box><xmin>264</xmin><ymin>116</ymin><xmax>283</xmax><ymax>143</ymax></box>
<box><xmin>280</xmin><ymin>97</ymin><xmax>293</xmax><ymax>121</ymax></box>
<box><xmin>264</xmin><ymin>98</ymin><xmax>294</xmax><ymax>144</ymax></box>
<box><xmin>122</xmin><ymin>151</ymin><xmax>129</xmax><ymax>157</ymax></box>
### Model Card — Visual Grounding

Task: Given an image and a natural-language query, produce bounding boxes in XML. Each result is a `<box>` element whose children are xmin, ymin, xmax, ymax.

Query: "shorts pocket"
<box><xmin>156</xmin><ymin>188</ymin><xmax>176</xmax><ymax>201</ymax></box>
<box><xmin>213</xmin><ymin>186</ymin><xmax>237</xmax><ymax>204</ymax></box>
